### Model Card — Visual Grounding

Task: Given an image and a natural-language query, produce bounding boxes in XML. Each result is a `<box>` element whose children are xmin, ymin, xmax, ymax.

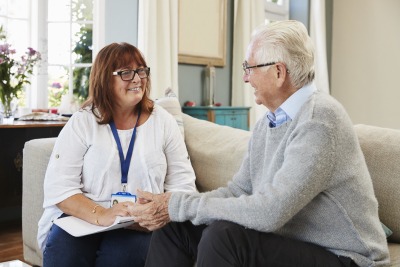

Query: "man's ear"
<box><xmin>275</xmin><ymin>63</ymin><xmax>288</xmax><ymax>87</ymax></box>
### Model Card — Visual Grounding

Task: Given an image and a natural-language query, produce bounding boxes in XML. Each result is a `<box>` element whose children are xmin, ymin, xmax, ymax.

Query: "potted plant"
<box><xmin>0</xmin><ymin>26</ymin><xmax>41</xmax><ymax>123</ymax></box>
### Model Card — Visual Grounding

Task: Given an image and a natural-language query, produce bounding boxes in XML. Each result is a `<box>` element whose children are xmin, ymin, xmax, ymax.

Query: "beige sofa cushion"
<box><xmin>355</xmin><ymin>124</ymin><xmax>400</xmax><ymax>244</ymax></box>
<box><xmin>22</xmin><ymin>138</ymin><xmax>57</xmax><ymax>266</ymax></box>
<box><xmin>154</xmin><ymin>87</ymin><xmax>185</xmax><ymax>138</ymax></box>
<box><xmin>182</xmin><ymin>114</ymin><xmax>251</xmax><ymax>192</ymax></box>
<box><xmin>388</xmin><ymin>243</ymin><xmax>400</xmax><ymax>266</ymax></box>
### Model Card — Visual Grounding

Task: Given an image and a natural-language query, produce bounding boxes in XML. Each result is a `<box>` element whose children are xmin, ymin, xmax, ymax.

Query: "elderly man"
<box><xmin>131</xmin><ymin>21</ymin><xmax>389</xmax><ymax>267</ymax></box>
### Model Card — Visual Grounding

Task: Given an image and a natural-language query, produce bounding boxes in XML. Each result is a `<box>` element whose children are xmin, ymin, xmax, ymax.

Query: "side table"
<box><xmin>182</xmin><ymin>106</ymin><xmax>251</xmax><ymax>131</ymax></box>
<box><xmin>0</xmin><ymin>121</ymin><xmax>66</xmax><ymax>223</ymax></box>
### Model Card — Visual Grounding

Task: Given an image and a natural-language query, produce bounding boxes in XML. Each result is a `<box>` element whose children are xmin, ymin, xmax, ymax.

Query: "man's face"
<box><xmin>243</xmin><ymin>41</ymin><xmax>278</xmax><ymax>109</ymax></box>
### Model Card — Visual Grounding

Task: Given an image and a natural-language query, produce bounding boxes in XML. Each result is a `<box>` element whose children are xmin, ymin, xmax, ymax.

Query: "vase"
<box><xmin>1</xmin><ymin>96</ymin><xmax>15</xmax><ymax>124</ymax></box>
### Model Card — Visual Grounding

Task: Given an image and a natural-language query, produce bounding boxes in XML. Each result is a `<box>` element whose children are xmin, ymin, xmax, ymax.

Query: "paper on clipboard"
<box><xmin>54</xmin><ymin>216</ymin><xmax>136</xmax><ymax>237</ymax></box>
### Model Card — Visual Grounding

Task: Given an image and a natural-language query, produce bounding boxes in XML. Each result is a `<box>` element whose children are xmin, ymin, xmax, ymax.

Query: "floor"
<box><xmin>0</xmin><ymin>220</ymin><xmax>27</xmax><ymax>264</ymax></box>
<box><xmin>0</xmin><ymin>261</ymin><xmax>31</xmax><ymax>267</ymax></box>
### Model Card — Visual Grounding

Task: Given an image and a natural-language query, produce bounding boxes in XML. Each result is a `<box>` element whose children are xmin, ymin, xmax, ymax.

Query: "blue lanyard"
<box><xmin>109</xmin><ymin>110</ymin><xmax>141</xmax><ymax>184</ymax></box>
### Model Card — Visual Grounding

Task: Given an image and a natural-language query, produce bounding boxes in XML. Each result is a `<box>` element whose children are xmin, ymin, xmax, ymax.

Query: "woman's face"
<box><xmin>113</xmin><ymin>61</ymin><xmax>147</xmax><ymax>112</ymax></box>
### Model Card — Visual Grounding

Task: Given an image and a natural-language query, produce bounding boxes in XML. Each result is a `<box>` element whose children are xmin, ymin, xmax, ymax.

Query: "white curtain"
<box><xmin>310</xmin><ymin>0</ymin><xmax>330</xmax><ymax>94</ymax></box>
<box><xmin>231</xmin><ymin>0</ymin><xmax>267</xmax><ymax>131</ymax></box>
<box><xmin>138</xmin><ymin>0</ymin><xmax>179</xmax><ymax>99</ymax></box>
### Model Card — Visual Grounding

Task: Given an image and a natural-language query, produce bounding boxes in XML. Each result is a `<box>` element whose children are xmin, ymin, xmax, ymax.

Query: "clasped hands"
<box><xmin>98</xmin><ymin>189</ymin><xmax>171</xmax><ymax>232</ymax></box>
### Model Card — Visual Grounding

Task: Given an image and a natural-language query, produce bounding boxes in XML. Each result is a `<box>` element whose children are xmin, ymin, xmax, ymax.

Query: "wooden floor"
<box><xmin>0</xmin><ymin>220</ymin><xmax>28</xmax><ymax>264</ymax></box>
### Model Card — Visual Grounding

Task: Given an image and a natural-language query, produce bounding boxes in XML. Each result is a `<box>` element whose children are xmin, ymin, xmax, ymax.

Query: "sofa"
<box><xmin>22</xmin><ymin>113</ymin><xmax>400</xmax><ymax>266</ymax></box>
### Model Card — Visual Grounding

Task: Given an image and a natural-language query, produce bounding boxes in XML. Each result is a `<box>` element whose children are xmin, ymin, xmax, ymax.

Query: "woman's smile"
<box><xmin>127</xmin><ymin>87</ymin><xmax>141</xmax><ymax>92</ymax></box>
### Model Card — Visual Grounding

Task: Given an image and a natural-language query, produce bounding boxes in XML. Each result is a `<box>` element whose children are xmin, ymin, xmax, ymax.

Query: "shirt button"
<box><xmin>55</xmin><ymin>154</ymin><xmax>59</xmax><ymax>159</ymax></box>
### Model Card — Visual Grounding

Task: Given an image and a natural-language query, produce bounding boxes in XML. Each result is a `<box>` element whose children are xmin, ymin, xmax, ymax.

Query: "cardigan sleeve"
<box><xmin>43</xmin><ymin>112</ymin><xmax>89</xmax><ymax>208</ymax></box>
<box><xmin>169</xmin><ymin>121</ymin><xmax>336</xmax><ymax>231</ymax></box>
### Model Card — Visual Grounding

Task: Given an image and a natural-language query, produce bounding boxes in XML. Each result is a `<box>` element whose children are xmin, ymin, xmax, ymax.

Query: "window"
<box><xmin>0</xmin><ymin>0</ymin><xmax>31</xmax><ymax>107</ymax></box>
<box><xmin>264</xmin><ymin>0</ymin><xmax>289</xmax><ymax>24</ymax></box>
<box><xmin>0</xmin><ymin>0</ymin><xmax>103</xmax><ymax>110</ymax></box>
<box><xmin>47</xmin><ymin>0</ymin><xmax>93</xmax><ymax>107</ymax></box>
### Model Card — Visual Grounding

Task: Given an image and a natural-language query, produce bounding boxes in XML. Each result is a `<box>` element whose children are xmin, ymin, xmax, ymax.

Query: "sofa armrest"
<box><xmin>355</xmin><ymin>124</ymin><xmax>400</xmax><ymax>244</ymax></box>
<box><xmin>22</xmin><ymin>137</ymin><xmax>57</xmax><ymax>266</ymax></box>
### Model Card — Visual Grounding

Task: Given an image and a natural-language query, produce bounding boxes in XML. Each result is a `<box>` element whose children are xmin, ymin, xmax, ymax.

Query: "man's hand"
<box><xmin>129</xmin><ymin>189</ymin><xmax>172</xmax><ymax>231</ymax></box>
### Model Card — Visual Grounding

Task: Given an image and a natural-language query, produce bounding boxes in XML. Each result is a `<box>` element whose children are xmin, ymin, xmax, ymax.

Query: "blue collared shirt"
<box><xmin>267</xmin><ymin>83</ymin><xmax>317</xmax><ymax>127</ymax></box>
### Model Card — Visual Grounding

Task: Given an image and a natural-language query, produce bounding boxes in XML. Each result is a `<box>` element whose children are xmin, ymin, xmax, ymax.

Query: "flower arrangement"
<box><xmin>0</xmin><ymin>26</ymin><xmax>41</xmax><ymax>119</ymax></box>
<box><xmin>48</xmin><ymin>81</ymin><xmax>69</xmax><ymax>107</ymax></box>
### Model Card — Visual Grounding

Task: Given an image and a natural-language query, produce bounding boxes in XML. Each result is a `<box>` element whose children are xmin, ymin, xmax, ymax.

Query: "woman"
<box><xmin>38</xmin><ymin>42</ymin><xmax>196</xmax><ymax>267</ymax></box>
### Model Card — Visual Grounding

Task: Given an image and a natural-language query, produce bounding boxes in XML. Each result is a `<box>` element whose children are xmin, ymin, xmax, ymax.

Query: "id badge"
<box><xmin>111</xmin><ymin>192</ymin><xmax>136</xmax><ymax>207</ymax></box>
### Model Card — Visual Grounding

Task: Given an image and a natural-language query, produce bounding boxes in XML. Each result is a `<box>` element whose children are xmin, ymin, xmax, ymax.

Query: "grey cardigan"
<box><xmin>169</xmin><ymin>90</ymin><xmax>389</xmax><ymax>267</ymax></box>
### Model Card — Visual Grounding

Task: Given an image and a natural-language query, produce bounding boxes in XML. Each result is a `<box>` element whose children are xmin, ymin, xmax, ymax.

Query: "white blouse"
<box><xmin>37</xmin><ymin>104</ymin><xmax>196</xmax><ymax>251</ymax></box>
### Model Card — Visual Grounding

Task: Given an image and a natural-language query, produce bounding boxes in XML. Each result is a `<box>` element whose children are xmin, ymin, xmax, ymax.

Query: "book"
<box><xmin>54</xmin><ymin>216</ymin><xmax>136</xmax><ymax>237</ymax></box>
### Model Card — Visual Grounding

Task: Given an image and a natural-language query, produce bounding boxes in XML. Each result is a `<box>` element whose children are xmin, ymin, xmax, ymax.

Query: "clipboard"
<box><xmin>54</xmin><ymin>216</ymin><xmax>136</xmax><ymax>237</ymax></box>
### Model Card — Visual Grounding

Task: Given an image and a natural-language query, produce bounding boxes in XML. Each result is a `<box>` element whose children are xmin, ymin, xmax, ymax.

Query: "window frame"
<box><xmin>264</xmin><ymin>0</ymin><xmax>290</xmax><ymax>22</ymax></box>
<box><xmin>0</xmin><ymin>0</ymin><xmax>32</xmax><ymax>108</ymax></box>
<box><xmin>31</xmin><ymin>0</ymin><xmax>105</xmax><ymax>109</ymax></box>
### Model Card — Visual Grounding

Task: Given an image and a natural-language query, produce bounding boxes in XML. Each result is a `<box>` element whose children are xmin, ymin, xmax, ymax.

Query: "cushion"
<box><xmin>182</xmin><ymin>113</ymin><xmax>251</xmax><ymax>192</ymax></box>
<box><xmin>154</xmin><ymin>87</ymin><xmax>184</xmax><ymax>138</ymax></box>
<box><xmin>388</xmin><ymin>243</ymin><xmax>400</xmax><ymax>266</ymax></box>
<box><xmin>382</xmin><ymin>222</ymin><xmax>393</xmax><ymax>238</ymax></box>
<box><xmin>354</xmin><ymin>124</ymin><xmax>400</xmax><ymax>244</ymax></box>
<box><xmin>23</xmin><ymin>138</ymin><xmax>57</xmax><ymax>266</ymax></box>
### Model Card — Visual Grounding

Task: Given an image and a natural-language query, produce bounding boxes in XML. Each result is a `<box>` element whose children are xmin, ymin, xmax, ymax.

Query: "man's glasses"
<box><xmin>113</xmin><ymin>67</ymin><xmax>150</xmax><ymax>81</ymax></box>
<box><xmin>242</xmin><ymin>61</ymin><xmax>276</xmax><ymax>75</ymax></box>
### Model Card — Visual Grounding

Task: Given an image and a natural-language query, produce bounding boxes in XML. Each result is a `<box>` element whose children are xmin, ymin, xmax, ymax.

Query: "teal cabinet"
<box><xmin>182</xmin><ymin>107</ymin><xmax>251</xmax><ymax>131</ymax></box>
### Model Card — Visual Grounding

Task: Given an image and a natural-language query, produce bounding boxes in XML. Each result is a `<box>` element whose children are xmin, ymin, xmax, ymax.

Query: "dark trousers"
<box><xmin>43</xmin><ymin>214</ymin><xmax>152</xmax><ymax>267</ymax></box>
<box><xmin>145</xmin><ymin>220</ymin><xmax>357</xmax><ymax>267</ymax></box>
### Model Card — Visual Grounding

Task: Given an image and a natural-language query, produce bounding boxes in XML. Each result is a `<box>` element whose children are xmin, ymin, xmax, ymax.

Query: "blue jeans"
<box><xmin>43</xmin><ymin>214</ymin><xmax>152</xmax><ymax>267</ymax></box>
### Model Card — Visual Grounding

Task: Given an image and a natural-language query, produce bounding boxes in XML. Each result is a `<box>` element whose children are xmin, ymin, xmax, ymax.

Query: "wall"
<box><xmin>102</xmin><ymin>0</ymin><xmax>316</xmax><ymax>109</ymax></box>
<box><xmin>179</xmin><ymin>0</ymin><xmax>311</xmax><ymax>107</ymax></box>
<box><xmin>331</xmin><ymin>0</ymin><xmax>400</xmax><ymax>129</ymax></box>
<box><xmin>178</xmin><ymin>0</ymin><xmax>234</xmax><ymax>107</ymax></box>
<box><xmin>291</xmin><ymin>0</ymin><xmax>332</xmax><ymax>90</ymax></box>
<box><xmin>289</xmin><ymin>0</ymin><xmax>310</xmax><ymax>30</ymax></box>
<box><xmin>103</xmin><ymin>0</ymin><xmax>233</xmax><ymax>107</ymax></box>
<box><xmin>325</xmin><ymin>0</ymin><xmax>333</xmax><ymax>89</ymax></box>
<box><xmin>102</xmin><ymin>1</ymin><xmax>311</xmax><ymax>108</ymax></box>
<box><xmin>105</xmin><ymin>0</ymin><xmax>139</xmax><ymax>46</ymax></box>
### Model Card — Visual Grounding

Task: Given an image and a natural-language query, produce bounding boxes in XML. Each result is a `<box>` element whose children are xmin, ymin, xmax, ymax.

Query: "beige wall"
<box><xmin>331</xmin><ymin>0</ymin><xmax>400</xmax><ymax>129</ymax></box>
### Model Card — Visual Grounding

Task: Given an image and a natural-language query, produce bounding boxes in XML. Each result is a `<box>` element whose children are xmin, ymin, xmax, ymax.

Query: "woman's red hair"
<box><xmin>81</xmin><ymin>42</ymin><xmax>153</xmax><ymax>124</ymax></box>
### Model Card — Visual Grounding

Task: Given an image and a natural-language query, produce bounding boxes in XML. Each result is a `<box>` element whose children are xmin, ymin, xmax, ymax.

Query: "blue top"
<box><xmin>267</xmin><ymin>83</ymin><xmax>317</xmax><ymax>127</ymax></box>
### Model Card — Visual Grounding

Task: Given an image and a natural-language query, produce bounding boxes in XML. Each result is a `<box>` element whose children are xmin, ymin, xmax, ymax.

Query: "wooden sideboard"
<box><xmin>182</xmin><ymin>106</ymin><xmax>251</xmax><ymax>131</ymax></box>
<box><xmin>0</xmin><ymin>121</ymin><xmax>66</xmax><ymax>222</ymax></box>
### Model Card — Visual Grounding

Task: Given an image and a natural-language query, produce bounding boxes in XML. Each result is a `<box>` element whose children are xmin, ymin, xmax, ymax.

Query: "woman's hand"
<box><xmin>56</xmin><ymin>194</ymin><xmax>136</xmax><ymax>227</ymax></box>
<box><xmin>97</xmin><ymin>201</ymin><xmax>135</xmax><ymax>226</ymax></box>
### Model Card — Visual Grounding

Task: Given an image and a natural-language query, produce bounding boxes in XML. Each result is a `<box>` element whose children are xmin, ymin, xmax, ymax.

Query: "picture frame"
<box><xmin>178</xmin><ymin>0</ymin><xmax>227</xmax><ymax>67</ymax></box>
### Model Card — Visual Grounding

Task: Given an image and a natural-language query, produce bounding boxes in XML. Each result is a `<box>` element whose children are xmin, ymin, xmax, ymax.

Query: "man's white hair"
<box><xmin>251</xmin><ymin>20</ymin><xmax>315</xmax><ymax>88</ymax></box>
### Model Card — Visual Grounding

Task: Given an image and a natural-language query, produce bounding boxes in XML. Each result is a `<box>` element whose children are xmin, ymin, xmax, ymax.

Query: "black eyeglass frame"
<box><xmin>242</xmin><ymin>62</ymin><xmax>290</xmax><ymax>74</ymax></box>
<box><xmin>112</xmin><ymin>67</ymin><xmax>151</xmax><ymax>81</ymax></box>
<box><xmin>242</xmin><ymin>62</ymin><xmax>276</xmax><ymax>74</ymax></box>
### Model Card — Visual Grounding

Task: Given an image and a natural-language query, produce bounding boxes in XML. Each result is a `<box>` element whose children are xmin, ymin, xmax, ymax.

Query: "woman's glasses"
<box><xmin>113</xmin><ymin>67</ymin><xmax>150</xmax><ymax>81</ymax></box>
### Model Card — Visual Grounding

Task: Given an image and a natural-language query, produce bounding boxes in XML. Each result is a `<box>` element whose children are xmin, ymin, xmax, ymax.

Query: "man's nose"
<box><xmin>243</xmin><ymin>72</ymin><xmax>249</xmax><ymax>83</ymax></box>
